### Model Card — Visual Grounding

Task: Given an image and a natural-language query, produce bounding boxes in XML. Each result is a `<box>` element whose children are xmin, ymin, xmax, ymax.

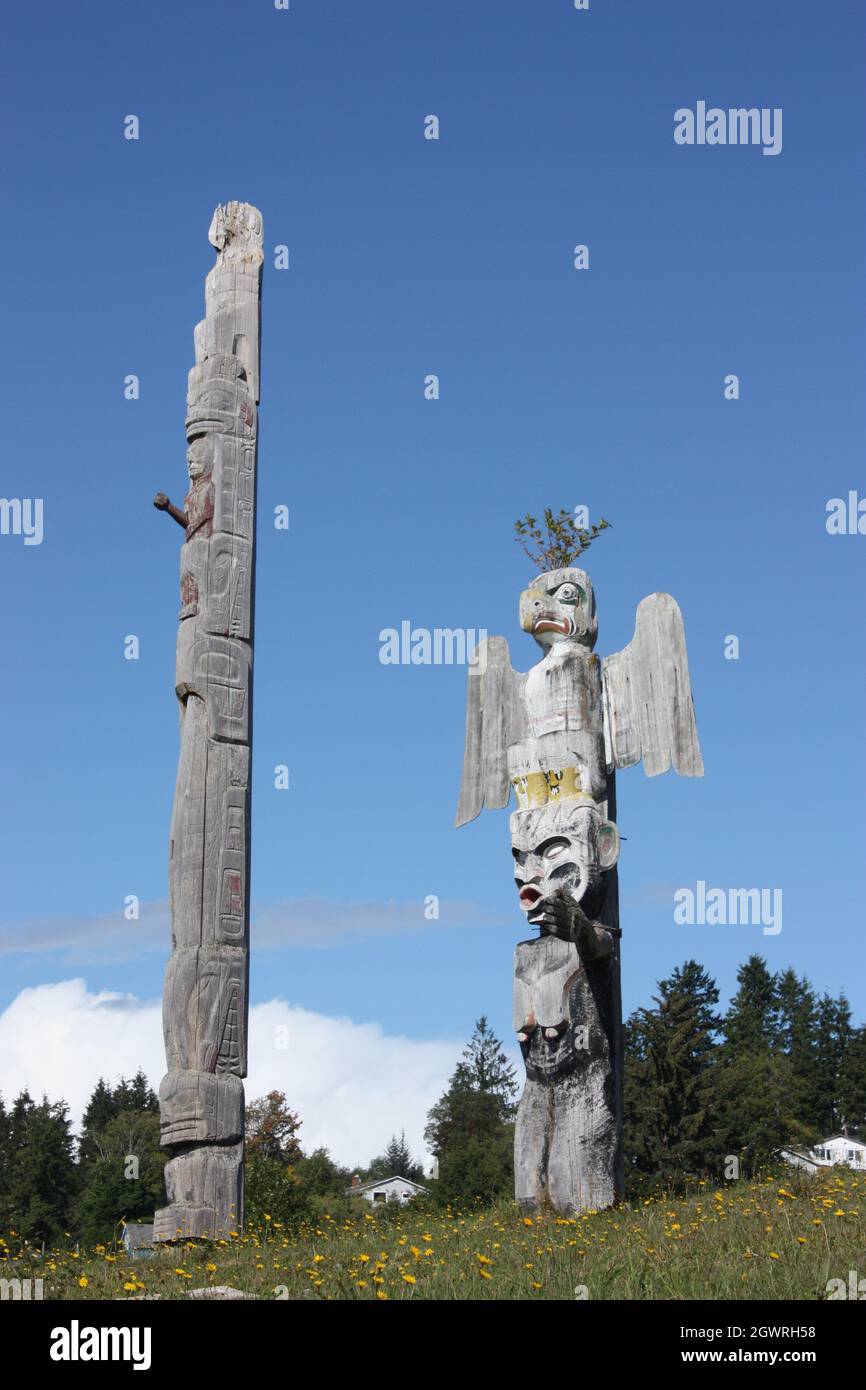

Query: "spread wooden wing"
<box><xmin>602</xmin><ymin>593</ymin><xmax>704</xmax><ymax>778</ymax></box>
<box><xmin>455</xmin><ymin>636</ymin><xmax>527</xmax><ymax>826</ymax></box>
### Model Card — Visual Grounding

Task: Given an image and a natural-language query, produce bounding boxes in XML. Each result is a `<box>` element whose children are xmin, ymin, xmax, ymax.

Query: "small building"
<box><xmin>780</xmin><ymin>1135</ymin><xmax>866</xmax><ymax>1176</ymax></box>
<box><xmin>346</xmin><ymin>1175</ymin><xmax>430</xmax><ymax>1205</ymax></box>
<box><xmin>810</xmin><ymin>1135</ymin><xmax>866</xmax><ymax>1169</ymax></box>
<box><xmin>121</xmin><ymin>1222</ymin><xmax>156</xmax><ymax>1259</ymax></box>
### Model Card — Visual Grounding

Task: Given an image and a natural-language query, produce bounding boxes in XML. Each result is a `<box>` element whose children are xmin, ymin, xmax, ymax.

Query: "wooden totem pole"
<box><xmin>456</xmin><ymin>562</ymin><xmax>703</xmax><ymax>1213</ymax></box>
<box><xmin>152</xmin><ymin>202</ymin><xmax>263</xmax><ymax>1240</ymax></box>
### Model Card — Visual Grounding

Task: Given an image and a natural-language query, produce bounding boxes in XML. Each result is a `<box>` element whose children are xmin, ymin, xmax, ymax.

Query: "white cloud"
<box><xmin>0</xmin><ymin>979</ymin><xmax>462</xmax><ymax>1169</ymax></box>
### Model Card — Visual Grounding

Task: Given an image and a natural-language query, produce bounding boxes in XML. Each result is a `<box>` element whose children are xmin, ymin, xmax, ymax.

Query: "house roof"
<box><xmin>817</xmin><ymin>1135</ymin><xmax>866</xmax><ymax>1148</ymax></box>
<box><xmin>122</xmin><ymin>1222</ymin><xmax>155</xmax><ymax>1246</ymax></box>
<box><xmin>346</xmin><ymin>1175</ymin><xmax>430</xmax><ymax>1195</ymax></box>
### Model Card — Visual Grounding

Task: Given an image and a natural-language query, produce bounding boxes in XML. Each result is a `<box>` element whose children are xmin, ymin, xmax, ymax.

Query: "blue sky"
<box><xmin>1</xmin><ymin>0</ymin><xmax>864</xmax><ymax>1158</ymax></box>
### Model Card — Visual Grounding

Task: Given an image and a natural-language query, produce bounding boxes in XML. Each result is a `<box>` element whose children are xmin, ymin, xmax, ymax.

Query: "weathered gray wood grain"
<box><xmin>602</xmin><ymin>592</ymin><xmax>703</xmax><ymax>778</ymax></box>
<box><xmin>154</xmin><ymin>204</ymin><xmax>262</xmax><ymax>1243</ymax></box>
<box><xmin>455</xmin><ymin>567</ymin><xmax>702</xmax><ymax>1215</ymax></box>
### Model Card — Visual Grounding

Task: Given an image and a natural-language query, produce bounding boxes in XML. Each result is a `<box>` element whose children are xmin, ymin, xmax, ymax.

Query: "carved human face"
<box><xmin>186</xmin><ymin>435</ymin><xmax>212</xmax><ymax>481</ymax></box>
<box><xmin>510</xmin><ymin>801</ymin><xmax>618</xmax><ymax>926</ymax></box>
<box><xmin>519</xmin><ymin>567</ymin><xmax>597</xmax><ymax>651</ymax></box>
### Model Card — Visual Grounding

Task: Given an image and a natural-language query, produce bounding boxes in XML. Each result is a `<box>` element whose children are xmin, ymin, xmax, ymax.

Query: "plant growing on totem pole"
<box><xmin>514</xmin><ymin>508</ymin><xmax>612</xmax><ymax>570</ymax></box>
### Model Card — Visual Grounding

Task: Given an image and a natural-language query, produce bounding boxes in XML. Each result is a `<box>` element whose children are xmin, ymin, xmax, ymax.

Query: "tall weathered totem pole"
<box><xmin>456</xmin><ymin>564</ymin><xmax>703</xmax><ymax>1213</ymax></box>
<box><xmin>152</xmin><ymin>202</ymin><xmax>263</xmax><ymax>1240</ymax></box>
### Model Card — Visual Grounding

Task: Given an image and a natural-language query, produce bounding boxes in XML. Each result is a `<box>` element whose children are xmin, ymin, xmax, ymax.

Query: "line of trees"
<box><xmin>624</xmin><ymin>955</ymin><xmax>866</xmax><ymax>1190</ymax></box>
<box><xmin>1</xmin><ymin>955</ymin><xmax>864</xmax><ymax>1242</ymax></box>
<box><xmin>0</xmin><ymin>1071</ymin><xmax>164</xmax><ymax>1247</ymax></box>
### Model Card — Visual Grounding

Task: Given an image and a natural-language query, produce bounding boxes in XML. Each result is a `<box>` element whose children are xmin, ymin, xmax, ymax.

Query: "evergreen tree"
<box><xmin>78</xmin><ymin>1079</ymin><xmax>119</xmax><ymax>1165</ymax></box>
<box><xmin>449</xmin><ymin>1016</ymin><xmax>518</xmax><ymax>1110</ymax></box>
<box><xmin>424</xmin><ymin>1088</ymin><xmax>513</xmax><ymax>1205</ymax></box>
<box><xmin>3</xmin><ymin>1092</ymin><xmax>77</xmax><ymax>1242</ymax></box>
<box><xmin>424</xmin><ymin>1018</ymin><xmax>516</xmax><ymax>1204</ymax></box>
<box><xmin>711</xmin><ymin>957</ymin><xmax>803</xmax><ymax>1175</ymax></box>
<box><xmin>813</xmin><ymin>993</ymin><xmax>854</xmax><ymax>1135</ymax></box>
<box><xmin>630</xmin><ymin>961</ymin><xmax>721</xmax><ymax>1186</ymax></box>
<box><xmin>773</xmin><ymin>968</ymin><xmax>822</xmax><ymax>1131</ymax></box>
<box><xmin>112</xmin><ymin>1070</ymin><xmax>158</xmax><ymax>1115</ymax></box>
<box><xmin>838</xmin><ymin>1027</ymin><xmax>866</xmax><ymax>1138</ymax></box>
<box><xmin>623</xmin><ymin>1013</ymin><xmax>657</xmax><ymax>1181</ymax></box>
<box><xmin>74</xmin><ymin>1110</ymin><xmax>167</xmax><ymax>1247</ymax></box>
<box><xmin>365</xmin><ymin>1130</ymin><xmax>424</xmax><ymax>1182</ymax></box>
<box><xmin>723</xmin><ymin>955</ymin><xmax>778</xmax><ymax>1057</ymax></box>
<box><xmin>714</xmin><ymin>1050</ymin><xmax>803</xmax><ymax>1177</ymax></box>
<box><xmin>0</xmin><ymin>1095</ymin><xmax>10</xmax><ymax>1229</ymax></box>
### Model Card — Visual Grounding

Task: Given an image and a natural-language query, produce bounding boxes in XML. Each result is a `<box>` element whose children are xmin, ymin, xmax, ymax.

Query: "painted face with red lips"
<box><xmin>518</xmin><ymin>567</ymin><xmax>597</xmax><ymax>651</ymax></box>
<box><xmin>511</xmin><ymin>802</ymin><xmax>619</xmax><ymax>927</ymax></box>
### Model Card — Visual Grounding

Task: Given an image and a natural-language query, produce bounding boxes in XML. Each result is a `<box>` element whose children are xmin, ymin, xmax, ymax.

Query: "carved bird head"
<box><xmin>519</xmin><ymin>567</ymin><xmax>598</xmax><ymax>651</ymax></box>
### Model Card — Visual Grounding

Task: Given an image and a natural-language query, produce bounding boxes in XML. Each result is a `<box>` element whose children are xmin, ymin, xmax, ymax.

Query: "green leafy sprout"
<box><xmin>514</xmin><ymin>508</ymin><xmax>612</xmax><ymax>571</ymax></box>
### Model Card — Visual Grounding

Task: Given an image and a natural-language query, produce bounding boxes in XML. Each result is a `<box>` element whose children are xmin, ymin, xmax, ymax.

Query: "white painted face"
<box><xmin>519</xmin><ymin>567</ymin><xmax>597</xmax><ymax>651</ymax></box>
<box><xmin>510</xmin><ymin>801</ymin><xmax>618</xmax><ymax>926</ymax></box>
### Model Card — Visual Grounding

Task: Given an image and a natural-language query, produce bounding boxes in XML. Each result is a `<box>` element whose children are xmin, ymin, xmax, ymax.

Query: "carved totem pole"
<box><xmin>456</xmin><ymin>566</ymin><xmax>703</xmax><ymax>1213</ymax></box>
<box><xmin>152</xmin><ymin>202</ymin><xmax>263</xmax><ymax>1240</ymax></box>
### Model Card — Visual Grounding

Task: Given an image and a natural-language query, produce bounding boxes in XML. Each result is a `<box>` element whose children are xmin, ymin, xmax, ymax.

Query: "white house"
<box><xmin>810</xmin><ymin>1135</ymin><xmax>866</xmax><ymax>1169</ymax></box>
<box><xmin>346</xmin><ymin>1175</ymin><xmax>430</xmax><ymax>1205</ymax></box>
<box><xmin>780</xmin><ymin>1135</ymin><xmax>866</xmax><ymax>1175</ymax></box>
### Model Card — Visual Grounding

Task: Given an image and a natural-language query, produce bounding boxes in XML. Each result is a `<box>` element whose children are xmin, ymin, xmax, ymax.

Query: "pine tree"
<box><xmin>0</xmin><ymin>1095</ymin><xmax>10</xmax><ymax>1229</ymax></box>
<box><xmin>631</xmin><ymin>961</ymin><xmax>721</xmax><ymax>1186</ymax></box>
<box><xmin>112</xmin><ymin>1070</ymin><xmax>158</xmax><ymax>1114</ymax></box>
<box><xmin>78</xmin><ymin>1079</ymin><xmax>119</xmax><ymax>1165</ymax></box>
<box><xmin>449</xmin><ymin>1017</ymin><xmax>518</xmax><ymax>1110</ymax></box>
<box><xmin>623</xmin><ymin>1013</ymin><xmax>656</xmax><ymax>1181</ymax></box>
<box><xmin>365</xmin><ymin>1131</ymin><xmax>424</xmax><ymax>1183</ymax></box>
<box><xmin>424</xmin><ymin>1018</ymin><xmax>516</xmax><ymax>1204</ymax></box>
<box><xmin>74</xmin><ymin>1110</ymin><xmax>167</xmax><ymax>1247</ymax></box>
<box><xmin>714</xmin><ymin>1050</ymin><xmax>802</xmax><ymax>1177</ymax></box>
<box><xmin>424</xmin><ymin>1088</ymin><xmax>513</xmax><ymax>1205</ymax></box>
<box><xmin>723</xmin><ymin>956</ymin><xmax>778</xmax><ymax>1057</ymax></box>
<box><xmin>3</xmin><ymin>1092</ymin><xmax>77</xmax><ymax>1242</ymax></box>
<box><xmin>773</xmin><ymin>968</ymin><xmax>822</xmax><ymax>1131</ymax></box>
<box><xmin>838</xmin><ymin>1027</ymin><xmax>866</xmax><ymax>1138</ymax></box>
<box><xmin>813</xmin><ymin>993</ymin><xmax>854</xmax><ymax>1135</ymax></box>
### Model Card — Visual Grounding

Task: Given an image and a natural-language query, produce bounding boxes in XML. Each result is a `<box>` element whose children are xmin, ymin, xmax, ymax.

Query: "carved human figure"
<box><xmin>511</xmin><ymin>798</ymin><xmax>621</xmax><ymax>1213</ymax></box>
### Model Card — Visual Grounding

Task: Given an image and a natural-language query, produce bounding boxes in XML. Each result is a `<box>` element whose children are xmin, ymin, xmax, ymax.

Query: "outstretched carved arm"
<box><xmin>535</xmin><ymin>890</ymin><xmax>615</xmax><ymax>960</ymax></box>
<box><xmin>153</xmin><ymin>493</ymin><xmax>189</xmax><ymax>530</ymax></box>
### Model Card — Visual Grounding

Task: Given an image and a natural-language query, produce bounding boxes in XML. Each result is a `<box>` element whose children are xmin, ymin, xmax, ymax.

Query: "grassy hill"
<box><xmin>3</xmin><ymin>1169</ymin><xmax>862</xmax><ymax>1301</ymax></box>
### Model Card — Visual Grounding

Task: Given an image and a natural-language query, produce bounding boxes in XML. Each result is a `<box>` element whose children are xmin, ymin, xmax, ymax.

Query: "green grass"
<box><xmin>2</xmin><ymin>1170</ymin><xmax>862</xmax><ymax>1300</ymax></box>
